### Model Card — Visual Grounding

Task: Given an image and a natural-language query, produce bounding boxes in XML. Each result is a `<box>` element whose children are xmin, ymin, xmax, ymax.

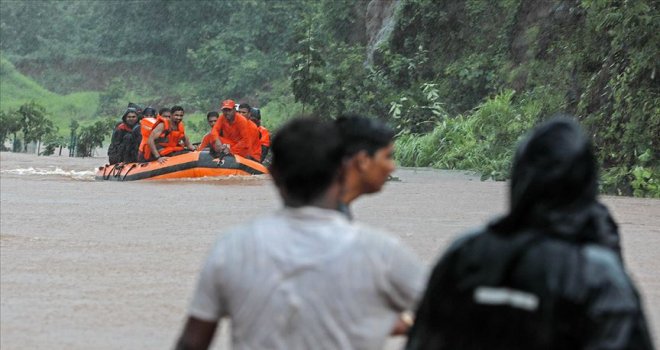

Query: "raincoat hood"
<box><xmin>121</xmin><ymin>107</ymin><xmax>138</xmax><ymax>123</ymax></box>
<box><xmin>490</xmin><ymin>117</ymin><xmax>620</xmax><ymax>252</ymax></box>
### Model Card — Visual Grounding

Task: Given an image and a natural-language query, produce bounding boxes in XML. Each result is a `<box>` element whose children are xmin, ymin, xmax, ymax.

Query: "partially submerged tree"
<box><xmin>0</xmin><ymin>110</ymin><xmax>22</xmax><ymax>151</ymax></box>
<box><xmin>17</xmin><ymin>101</ymin><xmax>56</xmax><ymax>153</ymax></box>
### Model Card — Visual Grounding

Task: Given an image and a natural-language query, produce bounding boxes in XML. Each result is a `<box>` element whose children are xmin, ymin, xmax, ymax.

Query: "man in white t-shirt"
<box><xmin>175</xmin><ymin>117</ymin><xmax>427</xmax><ymax>350</ymax></box>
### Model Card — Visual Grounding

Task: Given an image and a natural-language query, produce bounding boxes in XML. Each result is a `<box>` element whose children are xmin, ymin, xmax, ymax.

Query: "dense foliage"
<box><xmin>0</xmin><ymin>0</ymin><xmax>657</xmax><ymax>196</ymax></box>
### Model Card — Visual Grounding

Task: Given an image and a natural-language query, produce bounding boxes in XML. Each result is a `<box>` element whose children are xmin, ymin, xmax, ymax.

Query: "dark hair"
<box><xmin>207</xmin><ymin>111</ymin><xmax>219</xmax><ymax>120</ymax></box>
<box><xmin>127</xmin><ymin>102</ymin><xmax>142</xmax><ymax>112</ymax></box>
<box><xmin>171</xmin><ymin>105</ymin><xmax>184</xmax><ymax>114</ymax></box>
<box><xmin>335</xmin><ymin>114</ymin><xmax>395</xmax><ymax>156</ymax></box>
<box><xmin>270</xmin><ymin>117</ymin><xmax>345</xmax><ymax>204</ymax></box>
<box><xmin>158</xmin><ymin>108</ymin><xmax>171</xmax><ymax>116</ymax></box>
<box><xmin>251</xmin><ymin>107</ymin><xmax>261</xmax><ymax>120</ymax></box>
<box><xmin>122</xmin><ymin>108</ymin><xmax>138</xmax><ymax>122</ymax></box>
<box><xmin>238</xmin><ymin>103</ymin><xmax>251</xmax><ymax>111</ymax></box>
<box><xmin>143</xmin><ymin>107</ymin><xmax>157</xmax><ymax>116</ymax></box>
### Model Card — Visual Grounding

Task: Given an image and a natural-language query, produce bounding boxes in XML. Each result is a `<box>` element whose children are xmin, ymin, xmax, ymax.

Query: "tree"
<box><xmin>290</xmin><ymin>17</ymin><xmax>327</xmax><ymax>114</ymax></box>
<box><xmin>75</xmin><ymin>118</ymin><xmax>114</xmax><ymax>158</ymax></box>
<box><xmin>0</xmin><ymin>110</ymin><xmax>22</xmax><ymax>151</ymax></box>
<box><xmin>17</xmin><ymin>101</ymin><xmax>55</xmax><ymax>153</ymax></box>
<box><xmin>69</xmin><ymin>120</ymin><xmax>79</xmax><ymax>157</ymax></box>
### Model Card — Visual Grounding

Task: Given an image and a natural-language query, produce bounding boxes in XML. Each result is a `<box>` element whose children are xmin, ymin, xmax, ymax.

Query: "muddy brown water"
<box><xmin>1</xmin><ymin>152</ymin><xmax>658</xmax><ymax>349</ymax></box>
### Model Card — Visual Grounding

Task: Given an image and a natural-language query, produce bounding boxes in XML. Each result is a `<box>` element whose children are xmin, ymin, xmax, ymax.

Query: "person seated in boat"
<box><xmin>142</xmin><ymin>106</ymin><xmax>156</xmax><ymax>119</ymax></box>
<box><xmin>237</xmin><ymin>103</ymin><xmax>262</xmax><ymax>161</ymax></box>
<box><xmin>138</xmin><ymin>106</ymin><xmax>195</xmax><ymax>164</ymax></box>
<box><xmin>210</xmin><ymin>99</ymin><xmax>260</xmax><ymax>161</ymax></box>
<box><xmin>248</xmin><ymin>107</ymin><xmax>270</xmax><ymax>162</ymax></box>
<box><xmin>128</xmin><ymin>106</ymin><xmax>157</xmax><ymax>161</ymax></box>
<box><xmin>197</xmin><ymin>111</ymin><xmax>220</xmax><ymax>152</ymax></box>
<box><xmin>108</xmin><ymin>107</ymin><xmax>140</xmax><ymax>165</ymax></box>
<box><xmin>127</xmin><ymin>102</ymin><xmax>143</xmax><ymax>118</ymax></box>
<box><xmin>335</xmin><ymin>114</ymin><xmax>396</xmax><ymax>220</ymax></box>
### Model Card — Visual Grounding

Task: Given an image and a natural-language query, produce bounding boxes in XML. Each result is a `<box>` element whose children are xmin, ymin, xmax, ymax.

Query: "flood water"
<box><xmin>1</xmin><ymin>151</ymin><xmax>658</xmax><ymax>349</ymax></box>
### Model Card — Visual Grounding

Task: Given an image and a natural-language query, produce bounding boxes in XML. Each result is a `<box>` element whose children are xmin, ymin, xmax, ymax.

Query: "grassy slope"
<box><xmin>0</xmin><ymin>58</ymin><xmax>100</xmax><ymax>135</ymax></box>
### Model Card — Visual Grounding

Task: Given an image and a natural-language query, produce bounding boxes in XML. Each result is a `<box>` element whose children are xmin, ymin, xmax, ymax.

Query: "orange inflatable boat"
<box><xmin>96</xmin><ymin>150</ymin><xmax>268</xmax><ymax>181</ymax></box>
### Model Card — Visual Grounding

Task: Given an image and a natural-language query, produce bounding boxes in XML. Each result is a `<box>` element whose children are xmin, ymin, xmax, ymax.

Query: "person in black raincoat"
<box><xmin>406</xmin><ymin>117</ymin><xmax>654</xmax><ymax>350</ymax></box>
<box><xmin>107</xmin><ymin>107</ymin><xmax>139</xmax><ymax>164</ymax></box>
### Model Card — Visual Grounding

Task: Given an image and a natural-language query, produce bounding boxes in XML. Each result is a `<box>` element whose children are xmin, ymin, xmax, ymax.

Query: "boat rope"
<box><xmin>102</xmin><ymin>164</ymin><xmax>111</xmax><ymax>180</ymax></box>
<box><xmin>121</xmin><ymin>164</ymin><xmax>137</xmax><ymax>181</ymax></box>
<box><xmin>111</xmin><ymin>163</ymin><xmax>124</xmax><ymax>180</ymax></box>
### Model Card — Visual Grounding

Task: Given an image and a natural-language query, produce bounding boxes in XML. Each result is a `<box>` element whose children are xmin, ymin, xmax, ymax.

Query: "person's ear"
<box><xmin>356</xmin><ymin>150</ymin><xmax>371</xmax><ymax>171</ymax></box>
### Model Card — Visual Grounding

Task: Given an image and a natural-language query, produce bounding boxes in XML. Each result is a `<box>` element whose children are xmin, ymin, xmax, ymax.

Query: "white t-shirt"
<box><xmin>189</xmin><ymin>206</ymin><xmax>427</xmax><ymax>350</ymax></box>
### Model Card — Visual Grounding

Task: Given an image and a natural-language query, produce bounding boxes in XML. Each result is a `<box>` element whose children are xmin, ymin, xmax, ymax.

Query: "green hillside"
<box><xmin>0</xmin><ymin>58</ymin><xmax>99</xmax><ymax>135</ymax></box>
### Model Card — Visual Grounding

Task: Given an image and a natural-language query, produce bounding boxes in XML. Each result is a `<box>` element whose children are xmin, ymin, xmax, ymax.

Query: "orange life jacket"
<box><xmin>139</xmin><ymin>116</ymin><xmax>186</xmax><ymax>159</ymax></box>
<box><xmin>258</xmin><ymin>126</ymin><xmax>270</xmax><ymax>147</ymax></box>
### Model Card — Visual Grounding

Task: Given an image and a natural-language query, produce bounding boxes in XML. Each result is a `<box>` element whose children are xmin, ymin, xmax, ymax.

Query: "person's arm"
<box><xmin>175</xmin><ymin>238</ymin><xmax>228</xmax><ymax>349</ymax></box>
<box><xmin>175</xmin><ymin>317</ymin><xmax>218</xmax><ymax>350</ymax></box>
<box><xmin>210</xmin><ymin>121</ymin><xmax>229</xmax><ymax>154</ymax></box>
<box><xmin>197</xmin><ymin>134</ymin><xmax>210</xmax><ymax>152</ymax></box>
<box><xmin>383</xmin><ymin>237</ymin><xmax>429</xmax><ymax>312</ymax></box>
<box><xmin>148</xmin><ymin>123</ymin><xmax>166</xmax><ymax>163</ymax></box>
<box><xmin>583</xmin><ymin>248</ymin><xmax>655</xmax><ymax>350</ymax></box>
<box><xmin>184</xmin><ymin>135</ymin><xmax>195</xmax><ymax>151</ymax></box>
<box><xmin>147</xmin><ymin>124</ymin><xmax>167</xmax><ymax>164</ymax></box>
<box><xmin>391</xmin><ymin>312</ymin><xmax>414</xmax><ymax>336</ymax></box>
<box><xmin>374</xmin><ymin>234</ymin><xmax>429</xmax><ymax>337</ymax></box>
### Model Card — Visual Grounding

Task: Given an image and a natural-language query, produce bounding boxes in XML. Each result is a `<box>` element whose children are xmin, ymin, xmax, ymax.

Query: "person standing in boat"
<box><xmin>210</xmin><ymin>99</ymin><xmax>259</xmax><ymax>160</ymax></box>
<box><xmin>196</xmin><ymin>111</ymin><xmax>219</xmax><ymax>152</ymax></box>
<box><xmin>107</xmin><ymin>107</ymin><xmax>139</xmax><ymax>165</ymax></box>
<box><xmin>248</xmin><ymin>107</ymin><xmax>270</xmax><ymax>162</ymax></box>
<box><xmin>175</xmin><ymin>117</ymin><xmax>427</xmax><ymax>350</ymax></box>
<box><xmin>138</xmin><ymin>106</ymin><xmax>195</xmax><ymax>164</ymax></box>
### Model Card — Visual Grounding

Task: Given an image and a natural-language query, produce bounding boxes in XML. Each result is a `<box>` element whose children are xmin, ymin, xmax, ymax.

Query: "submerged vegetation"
<box><xmin>0</xmin><ymin>0</ymin><xmax>657</xmax><ymax>197</ymax></box>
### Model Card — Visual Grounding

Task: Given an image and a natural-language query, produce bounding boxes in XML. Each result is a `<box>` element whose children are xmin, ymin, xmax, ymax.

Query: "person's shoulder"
<box><xmin>234</xmin><ymin>114</ymin><xmax>248</xmax><ymax>124</ymax></box>
<box><xmin>443</xmin><ymin>227</ymin><xmax>486</xmax><ymax>254</ymax></box>
<box><xmin>575</xmin><ymin>244</ymin><xmax>642</xmax><ymax>315</ymax></box>
<box><xmin>217</xmin><ymin>212</ymin><xmax>288</xmax><ymax>241</ymax></box>
<box><xmin>582</xmin><ymin>244</ymin><xmax>632</xmax><ymax>289</ymax></box>
<box><xmin>350</xmin><ymin>222</ymin><xmax>420</xmax><ymax>257</ymax></box>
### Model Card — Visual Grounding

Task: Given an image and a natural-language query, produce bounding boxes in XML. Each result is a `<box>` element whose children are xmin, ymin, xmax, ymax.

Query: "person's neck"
<box><xmin>284</xmin><ymin>185</ymin><xmax>342</xmax><ymax>210</ymax></box>
<box><xmin>341</xmin><ymin>171</ymin><xmax>360</xmax><ymax>204</ymax></box>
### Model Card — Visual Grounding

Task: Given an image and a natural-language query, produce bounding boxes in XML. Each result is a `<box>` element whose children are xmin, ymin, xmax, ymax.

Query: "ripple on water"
<box><xmin>0</xmin><ymin>167</ymin><xmax>97</xmax><ymax>181</ymax></box>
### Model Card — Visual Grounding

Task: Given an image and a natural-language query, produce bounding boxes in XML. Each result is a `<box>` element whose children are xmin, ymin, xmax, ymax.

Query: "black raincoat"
<box><xmin>107</xmin><ymin>108</ymin><xmax>139</xmax><ymax>164</ymax></box>
<box><xmin>407</xmin><ymin>118</ymin><xmax>654</xmax><ymax>350</ymax></box>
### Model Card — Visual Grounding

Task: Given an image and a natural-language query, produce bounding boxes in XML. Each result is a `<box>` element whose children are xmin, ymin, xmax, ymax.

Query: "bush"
<box><xmin>395</xmin><ymin>89</ymin><xmax>541</xmax><ymax>180</ymax></box>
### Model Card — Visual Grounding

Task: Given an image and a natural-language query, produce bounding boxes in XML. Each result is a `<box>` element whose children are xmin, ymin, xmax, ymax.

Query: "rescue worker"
<box><xmin>335</xmin><ymin>115</ymin><xmax>396</xmax><ymax>220</ymax></box>
<box><xmin>238</xmin><ymin>103</ymin><xmax>262</xmax><ymax>161</ymax></box>
<box><xmin>406</xmin><ymin>117</ymin><xmax>654</xmax><ymax>350</ymax></box>
<box><xmin>139</xmin><ymin>106</ymin><xmax>195</xmax><ymax>163</ymax></box>
<box><xmin>211</xmin><ymin>100</ymin><xmax>260</xmax><ymax>160</ymax></box>
<box><xmin>196</xmin><ymin>111</ymin><xmax>219</xmax><ymax>152</ymax></box>
<box><xmin>249</xmin><ymin>107</ymin><xmax>270</xmax><ymax>162</ymax></box>
<box><xmin>108</xmin><ymin>107</ymin><xmax>139</xmax><ymax>164</ymax></box>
